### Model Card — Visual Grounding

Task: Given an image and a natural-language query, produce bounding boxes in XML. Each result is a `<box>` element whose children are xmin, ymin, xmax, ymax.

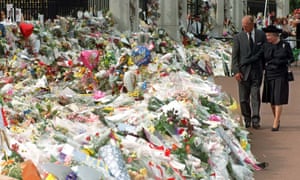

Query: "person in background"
<box><xmin>281</xmin><ymin>17</ymin><xmax>292</xmax><ymax>35</ymax></box>
<box><xmin>0</xmin><ymin>10</ymin><xmax>6</xmax><ymax>38</ymax></box>
<box><xmin>0</xmin><ymin>10</ymin><xmax>5</xmax><ymax>22</ymax></box>
<box><xmin>261</xmin><ymin>25</ymin><xmax>294</xmax><ymax>131</ymax></box>
<box><xmin>191</xmin><ymin>15</ymin><xmax>203</xmax><ymax>40</ymax></box>
<box><xmin>231</xmin><ymin>15</ymin><xmax>266</xmax><ymax>129</ymax></box>
<box><xmin>292</xmin><ymin>12</ymin><xmax>300</xmax><ymax>49</ymax></box>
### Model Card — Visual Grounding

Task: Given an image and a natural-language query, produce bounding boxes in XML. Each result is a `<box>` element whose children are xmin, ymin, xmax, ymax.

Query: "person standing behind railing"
<box><xmin>0</xmin><ymin>10</ymin><xmax>6</xmax><ymax>38</ymax></box>
<box><xmin>292</xmin><ymin>12</ymin><xmax>300</xmax><ymax>49</ymax></box>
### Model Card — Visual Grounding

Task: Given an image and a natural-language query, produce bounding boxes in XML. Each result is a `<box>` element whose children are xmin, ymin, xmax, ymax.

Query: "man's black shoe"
<box><xmin>256</xmin><ymin>162</ymin><xmax>269</xmax><ymax>169</ymax></box>
<box><xmin>252</xmin><ymin>122</ymin><xmax>261</xmax><ymax>129</ymax></box>
<box><xmin>245</xmin><ymin>121</ymin><xmax>251</xmax><ymax>128</ymax></box>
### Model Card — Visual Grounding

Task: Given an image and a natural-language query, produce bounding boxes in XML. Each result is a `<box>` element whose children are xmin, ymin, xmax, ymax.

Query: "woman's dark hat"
<box><xmin>262</xmin><ymin>25</ymin><xmax>282</xmax><ymax>33</ymax></box>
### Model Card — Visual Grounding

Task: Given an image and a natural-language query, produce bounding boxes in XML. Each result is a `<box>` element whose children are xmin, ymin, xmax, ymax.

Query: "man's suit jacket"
<box><xmin>231</xmin><ymin>29</ymin><xmax>266</xmax><ymax>81</ymax></box>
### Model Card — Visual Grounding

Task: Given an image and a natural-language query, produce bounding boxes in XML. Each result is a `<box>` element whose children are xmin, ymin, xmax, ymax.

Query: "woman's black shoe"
<box><xmin>256</xmin><ymin>162</ymin><xmax>269</xmax><ymax>169</ymax></box>
<box><xmin>271</xmin><ymin>126</ymin><xmax>279</xmax><ymax>131</ymax></box>
<box><xmin>271</xmin><ymin>121</ymin><xmax>280</xmax><ymax>131</ymax></box>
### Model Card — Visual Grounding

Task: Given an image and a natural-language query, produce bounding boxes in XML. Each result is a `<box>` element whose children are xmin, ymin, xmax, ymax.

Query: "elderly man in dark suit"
<box><xmin>231</xmin><ymin>15</ymin><xmax>266</xmax><ymax>129</ymax></box>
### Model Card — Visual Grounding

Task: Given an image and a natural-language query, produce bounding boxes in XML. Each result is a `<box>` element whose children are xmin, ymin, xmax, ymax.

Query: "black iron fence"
<box><xmin>88</xmin><ymin>0</ymin><xmax>109</xmax><ymax>15</ymax></box>
<box><xmin>51</xmin><ymin>0</ymin><xmax>88</xmax><ymax>19</ymax></box>
<box><xmin>0</xmin><ymin>0</ymin><xmax>149</xmax><ymax>21</ymax></box>
<box><xmin>0</xmin><ymin>0</ymin><xmax>89</xmax><ymax>20</ymax></box>
<box><xmin>0</xmin><ymin>0</ymin><xmax>46</xmax><ymax>20</ymax></box>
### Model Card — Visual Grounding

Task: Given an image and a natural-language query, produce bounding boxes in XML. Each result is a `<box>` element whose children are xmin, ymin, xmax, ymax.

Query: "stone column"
<box><xmin>179</xmin><ymin>0</ymin><xmax>188</xmax><ymax>30</ymax></box>
<box><xmin>109</xmin><ymin>0</ymin><xmax>139</xmax><ymax>32</ymax></box>
<box><xmin>109</xmin><ymin>0</ymin><xmax>130</xmax><ymax>32</ymax></box>
<box><xmin>276</xmin><ymin>0</ymin><xmax>290</xmax><ymax>17</ymax></box>
<box><xmin>158</xmin><ymin>0</ymin><xmax>181</xmax><ymax>41</ymax></box>
<box><xmin>232</xmin><ymin>0</ymin><xmax>243</xmax><ymax>31</ymax></box>
<box><xmin>215</xmin><ymin>0</ymin><xmax>224</xmax><ymax>36</ymax></box>
<box><xmin>130</xmin><ymin>0</ymin><xmax>139</xmax><ymax>32</ymax></box>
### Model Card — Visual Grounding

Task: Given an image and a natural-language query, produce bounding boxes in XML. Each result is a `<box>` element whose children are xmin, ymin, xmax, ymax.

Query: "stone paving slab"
<box><xmin>214</xmin><ymin>66</ymin><xmax>300</xmax><ymax>180</ymax></box>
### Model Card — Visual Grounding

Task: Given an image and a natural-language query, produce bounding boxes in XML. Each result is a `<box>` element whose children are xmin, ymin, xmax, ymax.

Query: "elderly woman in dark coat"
<box><xmin>262</xmin><ymin>25</ymin><xmax>295</xmax><ymax>131</ymax></box>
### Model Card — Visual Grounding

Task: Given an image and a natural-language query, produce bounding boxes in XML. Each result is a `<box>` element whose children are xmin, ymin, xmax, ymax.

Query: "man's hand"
<box><xmin>234</xmin><ymin>72</ymin><xmax>243</xmax><ymax>81</ymax></box>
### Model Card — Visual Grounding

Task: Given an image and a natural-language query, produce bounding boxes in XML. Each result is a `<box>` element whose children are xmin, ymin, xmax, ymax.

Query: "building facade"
<box><xmin>0</xmin><ymin>0</ymin><xmax>291</xmax><ymax>38</ymax></box>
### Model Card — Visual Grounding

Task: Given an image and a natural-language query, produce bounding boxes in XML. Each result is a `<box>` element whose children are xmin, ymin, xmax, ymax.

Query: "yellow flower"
<box><xmin>130</xmin><ymin>152</ymin><xmax>137</xmax><ymax>158</ymax></box>
<box><xmin>127</xmin><ymin>57</ymin><xmax>135</xmax><ymax>66</ymax></box>
<box><xmin>74</xmin><ymin>67</ymin><xmax>86</xmax><ymax>78</ymax></box>
<box><xmin>153</xmin><ymin>57</ymin><xmax>159</xmax><ymax>64</ymax></box>
<box><xmin>228</xmin><ymin>100</ymin><xmax>238</xmax><ymax>111</ymax></box>
<box><xmin>128</xmin><ymin>90</ymin><xmax>139</xmax><ymax>97</ymax></box>
<box><xmin>10</xmin><ymin>126</ymin><xmax>24</xmax><ymax>133</ymax></box>
<box><xmin>81</xmin><ymin>148</ymin><xmax>95</xmax><ymax>156</ymax></box>
<box><xmin>139</xmin><ymin>168</ymin><xmax>147</xmax><ymax>176</ymax></box>
<box><xmin>12</xmin><ymin>55</ymin><xmax>17</xmax><ymax>61</ymax></box>
<box><xmin>103</xmin><ymin>106</ymin><xmax>114</xmax><ymax>113</ymax></box>
<box><xmin>46</xmin><ymin>173</ymin><xmax>58</xmax><ymax>180</ymax></box>
<box><xmin>240</xmin><ymin>139</ymin><xmax>248</xmax><ymax>150</ymax></box>
<box><xmin>148</xmin><ymin>125</ymin><xmax>155</xmax><ymax>133</ymax></box>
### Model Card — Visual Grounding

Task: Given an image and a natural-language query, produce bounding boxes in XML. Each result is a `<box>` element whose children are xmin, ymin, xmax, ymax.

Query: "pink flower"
<box><xmin>93</xmin><ymin>90</ymin><xmax>106</xmax><ymax>100</ymax></box>
<box><xmin>209</xmin><ymin>114</ymin><xmax>222</xmax><ymax>122</ymax></box>
<box><xmin>7</xmin><ymin>88</ymin><xmax>14</xmax><ymax>95</ymax></box>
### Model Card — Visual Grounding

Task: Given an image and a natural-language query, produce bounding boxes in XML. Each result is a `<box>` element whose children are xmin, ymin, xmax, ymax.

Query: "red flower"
<box><xmin>180</xmin><ymin>118</ymin><xmax>188</xmax><ymax>126</ymax></box>
<box><xmin>160</xmin><ymin>72</ymin><xmax>169</xmax><ymax>77</ymax></box>
<box><xmin>95</xmin><ymin>132</ymin><xmax>100</xmax><ymax>136</ymax></box>
<box><xmin>38</xmin><ymin>61</ymin><xmax>46</xmax><ymax>66</ymax></box>
<box><xmin>177</xmin><ymin>128</ymin><xmax>185</xmax><ymax>135</ymax></box>
<box><xmin>127</xmin><ymin>157</ymin><xmax>133</xmax><ymax>163</ymax></box>
<box><xmin>11</xmin><ymin>143</ymin><xmax>19</xmax><ymax>152</ymax></box>
<box><xmin>67</xmin><ymin>60</ymin><xmax>73</xmax><ymax>66</ymax></box>
<box><xmin>164</xmin><ymin>148</ymin><xmax>171</xmax><ymax>156</ymax></box>
<box><xmin>85</xmin><ymin>136</ymin><xmax>91</xmax><ymax>141</ymax></box>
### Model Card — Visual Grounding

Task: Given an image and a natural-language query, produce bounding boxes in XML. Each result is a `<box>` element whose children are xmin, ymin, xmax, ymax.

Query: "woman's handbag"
<box><xmin>288</xmin><ymin>71</ymin><xmax>294</xmax><ymax>81</ymax></box>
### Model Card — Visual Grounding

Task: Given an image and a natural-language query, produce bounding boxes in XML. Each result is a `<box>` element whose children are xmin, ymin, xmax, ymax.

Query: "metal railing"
<box><xmin>0</xmin><ymin>0</ymin><xmax>89</xmax><ymax>20</ymax></box>
<box><xmin>88</xmin><ymin>0</ymin><xmax>109</xmax><ymax>15</ymax></box>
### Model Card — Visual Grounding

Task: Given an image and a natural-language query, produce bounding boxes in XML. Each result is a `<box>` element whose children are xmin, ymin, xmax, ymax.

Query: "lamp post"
<box><xmin>264</xmin><ymin>0</ymin><xmax>268</xmax><ymax>27</ymax></box>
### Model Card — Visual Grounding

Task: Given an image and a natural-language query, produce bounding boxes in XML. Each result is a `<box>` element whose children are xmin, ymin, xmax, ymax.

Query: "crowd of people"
<box><xmin>254</xmin><ymin>11</ymin><xmax>300</xmax><ymax>50</ymax></box>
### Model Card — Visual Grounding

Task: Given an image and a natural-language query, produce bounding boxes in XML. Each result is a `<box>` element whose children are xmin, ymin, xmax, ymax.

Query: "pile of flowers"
<box><xmin>0</xmin><ymin>9</ymin><xmax>263</xmax><ymax>180</ymax></box>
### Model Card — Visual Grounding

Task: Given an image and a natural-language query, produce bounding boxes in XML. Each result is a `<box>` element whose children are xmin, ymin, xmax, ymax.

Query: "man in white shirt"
<box><xmin>191</xmin><ymin>16</ymin><xmax>202</xmax><ymax>39</ymax></box>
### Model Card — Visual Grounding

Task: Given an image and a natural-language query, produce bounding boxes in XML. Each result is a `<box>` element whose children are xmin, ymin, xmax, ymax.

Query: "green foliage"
<box><xmin>199</xmin><ymin>96</ymin><xmax>222</xmax><ymax>114</ymax></box>
<box><xmin>147</xmin><ymin>96</ymin><xmax>165</xmax><ymax>111</ymax></box>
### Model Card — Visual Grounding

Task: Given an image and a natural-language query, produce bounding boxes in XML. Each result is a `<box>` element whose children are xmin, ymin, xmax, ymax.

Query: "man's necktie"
<box><xmin>249</xmin><ymin>32</ymin><xmax>254</xmax><ymax>50</ymax></box>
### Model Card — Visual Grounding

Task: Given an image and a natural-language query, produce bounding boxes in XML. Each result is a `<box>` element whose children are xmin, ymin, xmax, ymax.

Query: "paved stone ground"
<box><xmin>214</xmin><ymin>66</ymin><xmax>300</xmax><ymax>180</ymax></box>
